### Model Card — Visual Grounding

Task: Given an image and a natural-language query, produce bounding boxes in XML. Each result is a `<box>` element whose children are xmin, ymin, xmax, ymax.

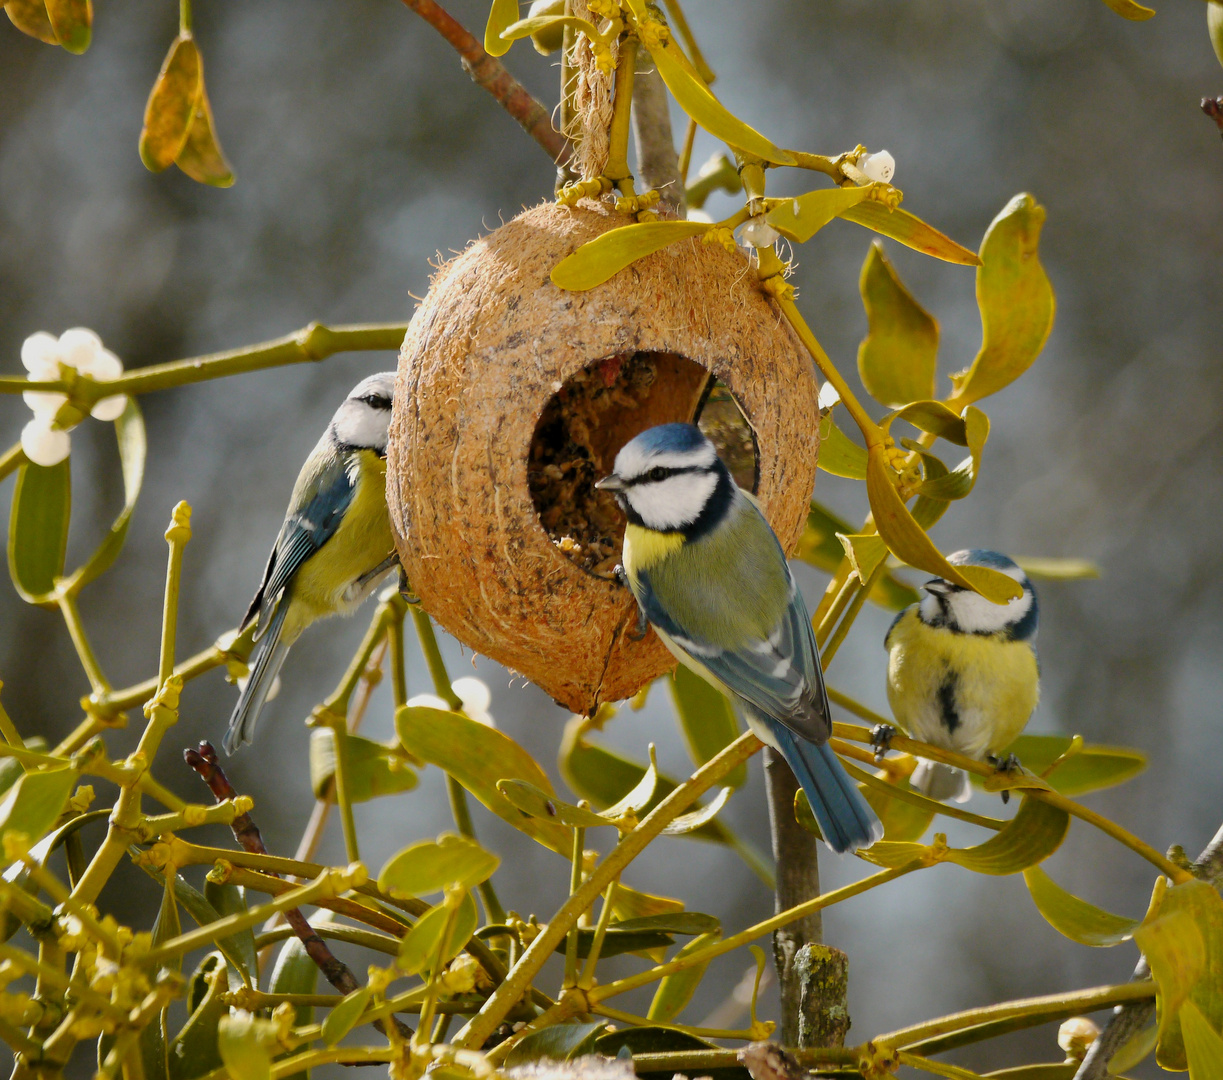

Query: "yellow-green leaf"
<box><xmin>1015</xmin><ymin>557</ymin><xmax>1100</xmax><ymax>581</ymax></box>
<box><xmin>601</xmin><ymin>751</ymin><xmax>660</xmax><ymax>819</ymax></box>
<box><xmin>523</xmin><ymin>0</ymin><xmax>565</xmax><ymax>53</ymax></box>
<box><xmin>1108</xmin><ymin>1022</ymin><xmax>1157</xmax><ymax>1075</ymax></box>
<box><xmin>484</xmin><ymin>0</ymin><xmax>519</xmax><ymax>56</ymax></box>
<box><xmin>1180</xmin><ymin>1000</ymin><xmax>1223</xmax><ymax>1080</ymax></box>
<box><xmin>972</xmin><ymin>734</ymin><xmax>1146</xmax><ymax>796</ymax></box>
<box><xmin>840</xmin><ymin>202</ymin><xmax>981</xmax><ymax>265</ymax></box>
<box><xmin>1023</xmin><ymin>865</ymin><xmax>1139</xmax><ymax>946</ymax></box>
<box><xmin>610</xmin><ymin>882</ymin><xmax>685</xmax><ymax>922</ymax></box>
<box><xmin>398</xmin><ymin>704</ymin><xmax>571</xmax><ymax>853</ymax></box>
<box><xmin>378</xmin><ymin>835</ymin><xmax>499</xmax><ymax>899</ymax></box>
<box><xmin>0</xmin><ymin>767</ymin><xmax>77</xmax><ymax>863</ymax></box>
<box><xmin>321</xmin><ymin>984</ymin><xmax>372</xmax><ymax>1048</ymax></box>
<box><xmin>837</xmin><ymin>532</ymin><xmax>889</xmax><ymax>586</ymax></box>
<box><xmin>309</xmin><ymin>729</ymin><xmax>417</xmax><ymax>803</ymax></box>
<box><xmin>504</xmin><ymin>1021</ymin><xmax>608</xmax><ymax>1067</ymax></box>
<box><xmin>500</xmin><ymin>14</ymin><xmax>599</xmax><ymax>46</ymax></box>
<box><xmin>495</xmin><ymin>778</ymin><xmax>609</xmax><ymax>828</ymax></box>
<box><xmin>8</xmin><ymin>458</ymin><xmax>71</xmax><ymax>605</ymax></box>
<box><xmin>397</xmin><ymin>891</ymin><xmax>478</xmax><ymax>976</ymax></box>
<box><xmin>914</xmin><ymin>406</ymin><xmax>989</xmax><ymax>501</ymax></box>
<box><xmin>858</xmin><ymin>795</ymin><xmax>1066</xmax><ymax>873</ymax></box>
<box><xmin>550</xmin><ymin>220</ymin><xmax>710</xmax><ymax>292</ymax></box>
<box><xmin>152</xmin><ymin>873</ymin><xmax>183</xmax><ymax>962</ymax></box>
<box><xmin>44</xmin><ymin>0</ymin><xmax>89</xmax><ymax>53</ymax></box>
<box><xmin>858</xmin><ymin>243</ymin><xmax>939</xmax><ymax>407</ymax></box>
<box><xmin>795</xmin><ymin>501</ymin><xmax>920</xmax><ymax>611</ymax></box>
<box><xmin>865</xmin><ymin>446</ymin><xmax>1022</xmax><ymax>603</ymax></box>
<box><xmin>647</xmin><ymin>38</ymin><xmax>794</xmax><ymax>166</ymax></box>
<box><xmin>1210</xmin><ymin>2</ymin><xmax>1223</xmax><ymax>69</ymax></box>
<box><xmin>886</xmin><ymin>401</ymin><xmax>969</xmax><ymax>445</ymax></box>
<box><xmin>63</xmin><ymin>398</ymin><xmax>145</xmax><ymax>592</ymax></box>
<box><xmin>175</xmin><ymin>86</ymin><xmax>234</xmax><ymax>187</ymax></box>
<box><xmin>202</xmin><ymin>880</ymin><xmax>258</xmax><ymax>990</ymax></box>
<box><xmin>559</xmin><ymin>717</ymin><xmax>770</xmax><ymax>883</ymax></box>
<box><xmin>1100</xmin><ymin>0</ymin><xmax>1155</xmax><ymax>20</ymax></box>
<box><xmin>766</xmin><ymin>186</ymin><xmax>874</xmax><ymax>245</ymax></box>
<box><xmin>648</xmin><ymin>931</ymin><xmax>720</xmax><ymax>1022</ymax></box>
<box><xmin>950</xmin><ymin>194</ymin><xmax>1054</xmax><ymax>405</ymax></box>
<box><xmin>4</xmin><ymin>0</ymin><xmax>58</xmax><ymax>44</ymax></box>
<box><xmin>218</xmin><ymin>1012</ymin><xmax>276</xmax><ymax>1080</ymax></box>
<box><xmin>267</xmin><ymin>934</ymin><xmax>318</xmax><ymax>1054</ymax></box>
<box><xmin>140</xmin><ymin>35</ymin><xmax>202</xmax><ymax>172</ymax></box>
<box><xmin>817</xmin><ymin>412</ymin><xmax>868</xmax><ymax>480</ymax></box>
<box><xmin>1139</xmin><ymin>880</ymin><xmax>1223</xmax><ymax>1071</ymax></box>
<box><xmin>669</xmin><ymin>664</ymin><xmax>744</xmax><ymax>788</ymax></box>
<box><xmin>662</xmin><ymin>786</ymin><xmax>732</xmax><ymax>835</ymax></box>
<box><xmin>168</xmin><ymin>959</ymin><xmax>226</xmax><ymax>1080</ymax></box>
<box><xmin>945</xmin><ymin>795</ymin><xmax>1068</xmax><ymax>874</ymax></box>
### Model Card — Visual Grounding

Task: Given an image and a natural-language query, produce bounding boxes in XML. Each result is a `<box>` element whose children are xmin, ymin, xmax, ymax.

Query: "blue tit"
<box><xmin>884</xmin><ymin>549</ymin><xmax>1040</xmax><ymax>803</ymax></box>
<box><xmin>224</xmin><ymin>372</ymin><xmax>399</xmax><ymax>753</ymax></box>
<box><xmin>596</xmin><ymin>423</ymin><xmax>883</xmax><ymax>854</ymax></box>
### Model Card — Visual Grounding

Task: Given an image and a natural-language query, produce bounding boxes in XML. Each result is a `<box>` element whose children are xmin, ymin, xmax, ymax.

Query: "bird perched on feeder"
<box><xmin>882</xmin><ymin>549</ymin><xmax>1040</xmax><ymax>802</ymax></box>
<box><xmin>224</xmin><ymin>372</ymin><xmax>399</xmax><ymax>753</ymax></box>
<box><xmin>596</xmin><ymin>423</ymin><xmax>882</xmax><ymax>854</ymax></box>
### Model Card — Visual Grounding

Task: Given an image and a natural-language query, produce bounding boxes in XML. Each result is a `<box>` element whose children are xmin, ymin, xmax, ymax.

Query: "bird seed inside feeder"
<box><xmin>528</xmin><ymin>351</ymin><xmax>758</xmax><ymax>579</ymax></box>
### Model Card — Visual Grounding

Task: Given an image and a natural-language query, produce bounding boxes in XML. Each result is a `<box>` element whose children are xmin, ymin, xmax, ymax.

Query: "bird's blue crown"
<box><xmin>623</xmin><ymin>422</ymin><xmax>710</xmax><ymax>457</ymax></box>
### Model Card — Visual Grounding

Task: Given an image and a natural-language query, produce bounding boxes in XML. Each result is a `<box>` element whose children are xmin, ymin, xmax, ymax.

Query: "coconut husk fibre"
<box><xmin>386</xmin><ymin>200</ymin><xmax>820</xmax><ymax>714</ymax></box>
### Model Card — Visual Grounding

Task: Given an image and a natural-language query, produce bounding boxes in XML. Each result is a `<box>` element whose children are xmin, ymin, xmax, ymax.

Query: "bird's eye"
<box><xmin>648</xmin><ymin>466</ymin><xmax>668</xmax><ymax>482</ymax></box>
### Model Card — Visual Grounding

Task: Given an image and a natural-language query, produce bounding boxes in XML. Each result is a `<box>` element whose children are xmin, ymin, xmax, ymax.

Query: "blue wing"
<box><xmin>243</xmin><ymin>451</ymin><xmax>356</xmax><ymax>634</ymax></box>
<box><xmin>635</xmin><ymin>562</ymin><xmax>832</xmax><ymax>746</ymax></box>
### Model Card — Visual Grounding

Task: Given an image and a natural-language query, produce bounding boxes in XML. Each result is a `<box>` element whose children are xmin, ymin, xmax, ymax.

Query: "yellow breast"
<box><xmin>623</xmin><ymin>523</ymin><xmax>683</xmax><ymax>578</ymax></box>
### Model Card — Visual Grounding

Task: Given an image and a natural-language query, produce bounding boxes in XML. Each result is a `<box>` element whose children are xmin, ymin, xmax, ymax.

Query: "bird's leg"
<box><xmin>869</xmin><ymin>723</ymin><xmax>896</xmax><ymax>761</ymax></box>
<box><xmin>615</xmin><ymin>565</ymin><xmax>650</xmax><ymax>642</ymax></box>
<box><xmin>398</xmin><ymin>564</ymin><xmax>422</xmax><ymax>605</ymax></box>
<box><xmin>987</xmin><ymin>752</ymin><xmax>1022</xmax><ymax>805</ymax></box>
<box><xmin>358</xmin><ymin>553</ymin><xmax>399</xmax><ymax>589</ymax></box>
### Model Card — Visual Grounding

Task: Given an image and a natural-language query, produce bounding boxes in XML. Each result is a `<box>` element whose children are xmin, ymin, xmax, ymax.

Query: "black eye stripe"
<box><xmin>625</xmin><ymin>465</ymin><xmax>705</xmax><ymax>486</ymax></box>
<box><xmin>358</xmin><ymin>394</ymin><xmax>392</xmax><ymax>410</ymax></box>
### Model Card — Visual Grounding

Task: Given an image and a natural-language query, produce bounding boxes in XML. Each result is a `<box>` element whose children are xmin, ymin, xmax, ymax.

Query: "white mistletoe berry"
<box><xmin>739</xmin><ymin>216</ymin><xmax>781</xmax><ymax>249</ymax></box>
<box><xmin>451</xmin><ymin>676</ymin><xmax>494</xmax><ymax>727</ymax></box>
<box><xmin>17</xmin><ymin>327</ymin><xmax>128</xmax><ymax>440</ymax></box>
<box><xmin>858</xmin><ymin>150</ymin><xmax>896</xmax><ymax>184</ymax></box>
<box><xmin>21</xmin><ymin>416</ymin><xmax>71</xmax><ymax>467</ymax></box>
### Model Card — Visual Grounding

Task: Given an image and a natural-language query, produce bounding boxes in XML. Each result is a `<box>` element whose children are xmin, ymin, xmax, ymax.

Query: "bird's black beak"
<box><xmin>922</xmin><ymin>580</ymin><xmax>952</xmax><ymax>597</ymax></box>
<box><xmin>595</xmin><ymin>475</ymin><xmax>626</xmax><ymax>493</ymax></box>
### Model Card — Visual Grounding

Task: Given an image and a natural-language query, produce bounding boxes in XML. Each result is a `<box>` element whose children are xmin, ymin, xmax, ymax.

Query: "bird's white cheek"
<box><xmin>949</xmin><ymin>590</ymin><xmax>1031</xmax><ymax>634</ymax></box>
<box><xmin>626</xmin><ymin>473</ymin><xmax>717</xmax><ymax>530</ymax></box>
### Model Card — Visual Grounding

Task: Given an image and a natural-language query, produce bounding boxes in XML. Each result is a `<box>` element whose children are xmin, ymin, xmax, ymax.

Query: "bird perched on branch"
<box><xmin>883</xmin><ymin>549</ymin><xmax>1040</xmax><ymax>802</ymax></box>
<box><xmin>596</xmin><ymin>423</ymin><xmax>882</xmax><ymax>854</ymax></box>
<box><xmin>224</xmin><ymin>372</ymin><xmax>399</xmax><ymax>753</ymax></box>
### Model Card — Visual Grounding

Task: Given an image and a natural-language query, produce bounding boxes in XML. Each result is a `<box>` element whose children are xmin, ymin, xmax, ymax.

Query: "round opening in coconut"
<box><xmin>386</xmin><ymin>200</ymin><xmax>819</xmax><ymax>715</ymax></box>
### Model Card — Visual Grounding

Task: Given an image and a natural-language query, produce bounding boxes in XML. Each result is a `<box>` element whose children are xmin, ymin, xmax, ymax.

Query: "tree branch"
<box><xmin>398</xmin><ymin>0</ymin><xmax>570</xmax><ymax>165</ymax></box>
<box><xmin>184</xmin><ymin>741</ymin><xmax>414</xmax><ymax>1040</ymax></box>
<box><xmin>631</xmin><ymin>55</ymin><xmax>684</xmax><ymax>216</ymax></box>
<box><xmin>1072</xmin><ymin>820</ymin><xmax>1223</xmax><ymax>1080</ymax></box>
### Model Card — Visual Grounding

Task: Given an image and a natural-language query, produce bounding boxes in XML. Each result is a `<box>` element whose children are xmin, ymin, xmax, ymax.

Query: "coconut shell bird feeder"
<box><xmin>386</xmin><ymin>200</ymin><xmax>820</xmax><ymax>714</ymax></box>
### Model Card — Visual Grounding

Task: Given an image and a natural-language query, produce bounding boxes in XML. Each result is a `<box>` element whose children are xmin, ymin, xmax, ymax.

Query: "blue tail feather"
<box><xmin>224</xmin><ymin>602</ymin><xmax>290</xmax><ymax>755</ymax></box>
<box><xmin>765</xmin><ymin>717</ymin><xmax>883</xmax><ymax>854</ymax></box>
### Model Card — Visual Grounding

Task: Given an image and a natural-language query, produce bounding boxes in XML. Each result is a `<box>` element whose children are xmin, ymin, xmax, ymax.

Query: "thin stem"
<box><xmin>821</xmin><ymin>561</ymin><xmax>886</xmax><ymax>669</ymax></box>
<box><xmin>811</xmin><ymin>558</ymin><xmax>853</xmax><ymax>632</ymax></box>
<box><xmin>879</xmin><ymin>980</ymin><xmax>1154</xmax><ymax>1051</ymax></box>
<box><xmin>577</xmin><ymin>877</ymin><xmax>618</xmax><ymax>989</ymax></box>
<box><xmin>397</xmin><ymin>0</ymin><xmax>569</xmax><ymax>163</ymax></box>
<box><xmin>897</xmin><ymin>1052</ymin><xmax>987</xmax><ymax>1080</ymax></box>
<box><xmin>387</xmin><ymin>609</ymin><xmax>408</xmax><ymax>707</ymax></box>
<box><xmin>159</xmin><ymin>502</ymin><xmax>192</xmax><ymax>686</ymax></box>
<box><xmin>410</xmin><ymin>607</ymin><xmax>505</xmax><ymax>924</ymax></box>
<box><xmin>677</xmin><ymin>118</ymin><xmax>697</xmax><ymax>184</ymax></box>
<box><xmin>0</xmin><ymin>690</ymin><xmax>27</xmax><ymax>754</ymax></box>
<box><xmin>58</xmin><ymin>594</ymin><xmax>110</xmax><ymax>695</ymax></box>
<box><xmin>836</xmin><ymin>753</ymin><xmax>1004</xmax><ymax>832</ymax></box>
<box><xmin>589</xmin><ymin>863</ymin><xmax>919</xmax><ymax>1004</ymax></box>
<box><xmin>605</xmin><ymin>37</ymin><xmax>639</xmax><ymax>186</ymax></box>
<box><xmin>814</xmin><ymin>572</ymin><xmax>857</xmax><ymax>648</ymax></box>
<box><xmin>414</xmin><ymin>900</ymin><xmax>463</xmax><ymax>1047</ymax></box>
<box><xmin>773</xmin><ymin>288</ymin><xmax>882</xmax><ymax>448</ymax></box>
<box><xmin>141</xmin><ymin>870</ymin><xmax>355</xmax><ymax>967</ymax></box>
<box><xmin>454</xmin><ymin>731</ymin><xmax>762</xmax><ymax>1049</ymax></box>
<box><xmin>563</xmin><ymin>826</ymin><xmax>587</xmax><ymax>988</ymax></box>
<box><xmin>829</xmin><ymin>710</ymin><xmax>1193</xmax><ymax>884</ymax></box>
<box><xmin>0</xmin><ymin>443</ymin><xmax>26</xmax><ymax>484</ymax></box>
<box><xmin>662</xmin><ymin>0</ymin><xmax>714</xmax><ymax>83</ymax></box>
<box><xmin>179</xmin><ymin>0</ymin><xmax>191</xmax><ymax>33</ymax></box>
<box><xmin>593</xmin><ymin>1003</ymin><xmax>756</xmax><ymax>1042</ymax></box>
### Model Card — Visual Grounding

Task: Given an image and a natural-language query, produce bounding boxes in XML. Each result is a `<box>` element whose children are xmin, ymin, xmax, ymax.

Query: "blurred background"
<box><xmin>1</xmin><ymin>0</ymin><xmax>1220</xmax><ymax>1074</ymax></box>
